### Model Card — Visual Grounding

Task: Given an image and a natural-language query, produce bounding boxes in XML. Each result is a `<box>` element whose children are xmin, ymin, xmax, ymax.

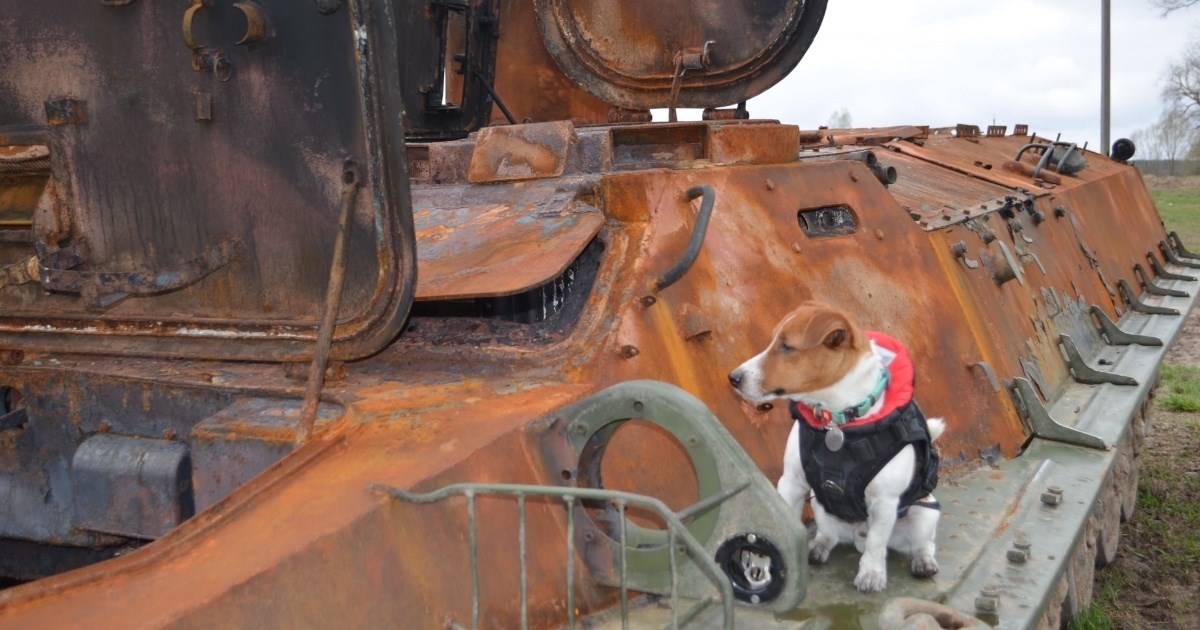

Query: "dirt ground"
<box><xmin>1088</xmin><ymin>177</ymin><xmax>1200</xmax><ymax>629</ymax></box>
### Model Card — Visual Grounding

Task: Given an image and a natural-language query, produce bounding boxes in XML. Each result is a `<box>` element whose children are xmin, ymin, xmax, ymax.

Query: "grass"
<box><xmin>1159</xmin><ymin>364</ymin><xmax>1200</xmax><ymax>412</ymax></box>
<box><xmin>1152</xmin><ymin>188</ymin><xmax>1200</xmax><ymax>248</ymax></box>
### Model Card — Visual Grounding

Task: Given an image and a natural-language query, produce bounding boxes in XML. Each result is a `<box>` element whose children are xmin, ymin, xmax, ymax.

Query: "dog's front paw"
<box><xmin>911</xmin><ymin>555</ymin><xmax>939</xmax><ymax>578</ymax></box>
<box><xmin>808</xmin><ymin>537</ymin><xmax>834</xmax><ymax>564</ymax></box>
<box><xmin>853</xmin><ymin>566</ymin><xmax>887</xmax><ymax>593</ymax></box>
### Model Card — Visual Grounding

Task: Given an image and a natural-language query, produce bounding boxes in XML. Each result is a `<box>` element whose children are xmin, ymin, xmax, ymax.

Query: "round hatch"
<box><xmin>534</xmin><ymin>0</ymin><xmax>827</xmax><ymax>110</ymax></box>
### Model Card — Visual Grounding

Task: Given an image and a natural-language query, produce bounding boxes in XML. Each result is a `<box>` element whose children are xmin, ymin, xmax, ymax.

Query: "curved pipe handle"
<box><xmin>655</xmin><ymin>185</ymin><xmax>716</xmax><ymax>292</ymax></box>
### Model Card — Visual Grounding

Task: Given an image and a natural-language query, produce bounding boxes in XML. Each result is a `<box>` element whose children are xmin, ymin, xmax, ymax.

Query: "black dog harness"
<box><xmin>791</xmin><ymin>400</ymin><xmax>939</xmax><ymax>522</ymax></box>
<box><xmin>788</xmin><ymin>331</ymin><xmax>940</xmax><ymax>523</ymax></box>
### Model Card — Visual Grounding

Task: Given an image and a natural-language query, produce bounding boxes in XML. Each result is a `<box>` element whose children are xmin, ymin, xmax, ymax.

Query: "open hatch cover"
<box><xmin>534</xmin><ymin>0</ymin><xmax>827</xmax><ymax>110</ymax></box>
<box><xmin>0</xmin><ymin>0</ymin><xmax>416</xmax><ymax>362</ymax></box>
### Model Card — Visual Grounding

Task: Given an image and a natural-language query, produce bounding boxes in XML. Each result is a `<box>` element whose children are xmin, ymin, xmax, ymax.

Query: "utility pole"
<box><xmin>1101</xmin><ymin>0</ymin><xmax>1111</xmax><ymax>155</ymax></box>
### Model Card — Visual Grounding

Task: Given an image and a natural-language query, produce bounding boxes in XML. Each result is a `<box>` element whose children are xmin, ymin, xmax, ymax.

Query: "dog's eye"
<box><xmin>778</xmin><ymin>340</ymin><xmax>795</xmax><ymax>353</ymax></box>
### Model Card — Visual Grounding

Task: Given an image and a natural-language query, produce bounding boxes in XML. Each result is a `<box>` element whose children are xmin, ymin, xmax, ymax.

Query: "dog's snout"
<box><xmin>728</xmin><ymin>369</ymin><xmax>744</xmax><ymax>389</ymax></box>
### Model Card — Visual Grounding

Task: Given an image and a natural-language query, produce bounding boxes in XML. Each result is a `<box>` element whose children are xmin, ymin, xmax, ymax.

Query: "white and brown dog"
<box><xmin>728</xmin><ymin>301</ymin><xmax>944</xmax><ymax>593</ymax></box>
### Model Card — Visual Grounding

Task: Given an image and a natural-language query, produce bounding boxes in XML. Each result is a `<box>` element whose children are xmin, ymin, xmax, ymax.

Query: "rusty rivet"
<box><xmin>97</xmin><ymin>422</ymin><xmax>110</xmax><ymax>433</ymax></box>
<box><xmin>918</xmin><ymin>220</ymin><xmax>929</xmax><ymax>227</ymax></box>
<box><xmin>0</xmin><ymin>349</ymin><xmax>24</xmax><ymax>366</ymax></box>
<box><xmin>874</xmin><ymin>229</ymin><xmax>885</xmax><ymax>240</ymax></box>
<box><xmin>791</xmin><ymin>242</ymin><xmax>803</xmax><ymax>254</ymax></box>
<box><xmin>687</xmin><ymin>437</ymin><xmax>699</xmax><ymax>447</ymax></box>
<box><xmin>620</xmin><ymin>345</ymin><xmax>639</xmax><ymax>359</ymax></box>
<box><xmin>162</xmin><ymin>429</ymin><xmax>176</xmax><ymax>440</ymax></box>
<box><xmin>849</xmin><ymin>172</ymin><xmax>858</xmax><ymax>182</ymax></box>
<box><xmin>584</xmin><ymin>531</ymin><xmax>595</xmax><ymax>542</ymax></box>
<box><xmin>574</xmin><ymin>424</ymin><xmax>587</xmax><ymax>436</ymax></box>
<box><xmin>764</xmin><ymin>178</ymin><xmax>775</xmax><ymax>191</ymax></box>
<box><xmin>755</xmin><ymin>403</ymin><xmax>773</xmax><ymax>412</ymax></box>
<box><xmin>639</xmin><ymin>295</ymin><xmax>657</xmax><ymax>308</ymax></box>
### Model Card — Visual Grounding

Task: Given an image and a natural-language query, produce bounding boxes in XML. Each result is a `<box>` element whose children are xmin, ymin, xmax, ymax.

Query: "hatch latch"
<box><xmin>669</xmin><ymin>41</ymin><xmax>716</xmax><ymax>122</ymax></box>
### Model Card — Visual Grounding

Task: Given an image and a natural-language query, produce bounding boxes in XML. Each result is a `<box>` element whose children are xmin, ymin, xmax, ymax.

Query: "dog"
<box><xmin>727</xmin><ymin>301</ymin><xmax>944</xmax><ymax>593</ymax></box>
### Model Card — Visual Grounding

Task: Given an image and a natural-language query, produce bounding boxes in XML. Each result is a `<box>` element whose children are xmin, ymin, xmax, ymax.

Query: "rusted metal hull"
<box><xmin>0</xmin><ymin>119</ymin><xmax>1187</xmax><ymax>627</ymax></box>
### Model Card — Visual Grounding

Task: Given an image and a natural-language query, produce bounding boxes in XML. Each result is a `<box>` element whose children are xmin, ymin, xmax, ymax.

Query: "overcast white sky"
<box><xmin>729</xmin><ymin>1</ymin><xmax>1198</xmax><ymax>153</ymax></box>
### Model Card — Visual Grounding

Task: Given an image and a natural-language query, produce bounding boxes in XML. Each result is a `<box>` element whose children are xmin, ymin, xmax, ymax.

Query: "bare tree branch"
<box><xmin>1151</xmin><ymin>0</ymin><xmax>1200</xmax><ymax>15</ymax></box>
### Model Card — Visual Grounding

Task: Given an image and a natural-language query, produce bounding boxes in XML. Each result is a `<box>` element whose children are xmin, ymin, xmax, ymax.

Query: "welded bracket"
<box><xmin>1133</xmin><ymin>263</ymin><xmax>1189</xmax><ymax>298</ymax></box>
<box><xmin>1089</xmin><ymin>305</ymin><xmax>1162</xmax><ymax>347</ymax></box>
<box><xmin>1168</xmin><ymin>231</ymin><xmax>1200</xmax><ymax>260</ymax></box>
<box><xmin>1160</xmin><ymin>240</ymin><xmax>1200</xmax><ymax>269</ymax></box>
<box><xmin>1147</xmin><ymin>250</ymin><xmax>1196</xmax><ymax>281</ymax></box>
<box><xmin>967</xmin><ymin>361</ymin><xmax>1001</xmax><ymax>391</ymax></box>
<box><xmin>1118</xmin><ymin>279</ymin><xmax>1179</xmax><ymax>316</ymax></box>
<box><xmin>1058</xmin><ymin>334</ymin><xmax>1137</xmax><ymax>386</ymax></box>
<box><xmin>1008</xmin><ymin>378</ymin><xmax>1109</xmax><ymax>450</ymax></box>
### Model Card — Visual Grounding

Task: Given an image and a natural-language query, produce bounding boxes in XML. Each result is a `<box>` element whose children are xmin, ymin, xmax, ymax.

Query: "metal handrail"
<box><xmin>373</xmin><ymin>482</ymin><xmax>737</xmax><ymax>630</ymax></box>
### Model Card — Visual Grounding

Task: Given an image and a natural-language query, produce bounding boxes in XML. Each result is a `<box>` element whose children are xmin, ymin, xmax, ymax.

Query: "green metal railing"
<box><xmin>373</xmin><ymin>482</ymin><xmax>737</xmax><ymax>630</ymax></box>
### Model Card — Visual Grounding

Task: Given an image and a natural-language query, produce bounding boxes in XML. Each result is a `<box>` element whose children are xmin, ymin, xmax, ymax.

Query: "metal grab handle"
<box><xmin>655</xmin><ymin>184</ymin><xmax>716</xmax><ymax>291</ymax></box>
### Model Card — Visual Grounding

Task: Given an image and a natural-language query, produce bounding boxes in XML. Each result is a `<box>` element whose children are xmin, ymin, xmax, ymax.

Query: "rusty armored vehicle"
<box><xmin>0</xmin><ymin>1</ymin><xmax>1192</xmax><ymax>628</ymax></box>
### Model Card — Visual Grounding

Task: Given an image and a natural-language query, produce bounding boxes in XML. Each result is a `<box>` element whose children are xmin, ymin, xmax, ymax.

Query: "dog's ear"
<box><xmin>802</xmin><ymin>309</ymin><xmax>852</xmax><ymax>350</ymax></box>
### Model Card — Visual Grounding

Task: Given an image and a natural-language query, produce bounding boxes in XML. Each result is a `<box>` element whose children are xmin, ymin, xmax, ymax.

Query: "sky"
<box><xmin>684</xmin><ymin>1</ymin><xmax>1200</xmax><ymax>154</ymax></box>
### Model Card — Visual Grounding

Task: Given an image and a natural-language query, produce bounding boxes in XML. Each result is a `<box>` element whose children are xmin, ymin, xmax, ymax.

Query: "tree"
<box><xmin>1164</xmin><ymin>40</ymin><xmax>1200</xmax><ymax>122</ymax></box>
<box><xmin>1131</xmin><ymin>104</ymin><xmax>1196</xmax><ymax>174</ymax></box>
<box><xmin>827</xmin><ymin>108</ymin><xmax>852</xmax><ymax>129</ymax></box>
<box><xmin>1152</xmin><ymin>0</ymin><xmax>1200</xmax><ymax>13</ymax></box>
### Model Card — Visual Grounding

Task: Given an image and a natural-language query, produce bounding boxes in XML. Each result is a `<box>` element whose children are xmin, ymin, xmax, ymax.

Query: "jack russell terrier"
<box><xmin>728</xmin><ymin>301</ymin><xmax>943</xmax><ymax>593</ymax></box>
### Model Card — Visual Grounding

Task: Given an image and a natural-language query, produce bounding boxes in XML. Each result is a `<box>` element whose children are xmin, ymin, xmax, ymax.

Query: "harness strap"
<box><xmin>796</xmin><ymin>400</ymin><xmax>939</xmax><ymax>522</ymax></box>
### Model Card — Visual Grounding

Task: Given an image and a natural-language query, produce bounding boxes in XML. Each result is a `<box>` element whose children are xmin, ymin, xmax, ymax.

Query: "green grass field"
<box><xmin>1152</xmin><ymin>187</ymin><xmax>1200</xmax><ymax>248</ymax></box>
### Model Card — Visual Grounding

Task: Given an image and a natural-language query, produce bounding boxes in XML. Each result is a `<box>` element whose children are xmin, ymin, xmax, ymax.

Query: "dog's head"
<box><xmin>728</xmin><ymin>301</ymin><xmax>869</xmax><ymax>403</ymax></box>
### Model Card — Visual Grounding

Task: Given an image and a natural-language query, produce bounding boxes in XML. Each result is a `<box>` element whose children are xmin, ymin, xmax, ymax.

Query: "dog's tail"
<box><xmin>927</xmin><ymin>418</ymin><xmax>946</xmax><ymax>442</ymax></box>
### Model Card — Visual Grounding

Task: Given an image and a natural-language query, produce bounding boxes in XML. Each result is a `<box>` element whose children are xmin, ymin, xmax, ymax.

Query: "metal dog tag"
<box><xmin>824</xmin><ymin>425</ymin><xmax>845</xmax><ymax>452</ymax></box>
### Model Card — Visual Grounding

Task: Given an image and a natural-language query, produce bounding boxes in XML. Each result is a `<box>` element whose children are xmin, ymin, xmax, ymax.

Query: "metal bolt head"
<box><xmin>1006</xmin><ymin>548</ymin><xmax>1028</xmax><ymax>563</ymax></box>
<box><xmin>1041</xmin><ymin>486</ymin><xmax>1064</xmax><ymax>505</ymax></box>
<box><xmin>750</xmin><ymin>594</ymin><xmax>761</xmax><ymax>604</ymax></box>
<box><xmin>975</xmin><ymin>584</ymin><xmax>1001</xmax><ymax>612</ymax></box>
<box><xmin>619</xmin><ymin>345</ymin><xmax>640</xmax><ymax>359</ymax></box>
<box><xmin>746</xmin><ymin>533</ymin><xmax>758</xmax><ymax>544</ymax></box>
<box><xmin>639</xmin><ymin>295</ymin><xmax>657</xmax><ymax>308</ymax></box>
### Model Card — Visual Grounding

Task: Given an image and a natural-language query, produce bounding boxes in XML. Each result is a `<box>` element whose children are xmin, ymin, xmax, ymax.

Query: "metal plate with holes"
<box><xmin>533</xmin><ymin>0</ymin><xmax>827</xmax><ymax>110</ymax></box>
<box><xmin>541</xmin><ymin>380</ymin><xmax>808</xmax><ymax>613</ymax></box>
<box><xmin>0</xmin><ymin>0</ymin><xmax>415</xmax><ymax>361</ymax></box>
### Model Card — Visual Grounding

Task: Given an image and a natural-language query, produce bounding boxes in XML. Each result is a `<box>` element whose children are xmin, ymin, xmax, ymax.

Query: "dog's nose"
<box><xmin>728</xmin><ymin>370</ymin><xmax>743</xmax><ymax>388</ymax></box>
